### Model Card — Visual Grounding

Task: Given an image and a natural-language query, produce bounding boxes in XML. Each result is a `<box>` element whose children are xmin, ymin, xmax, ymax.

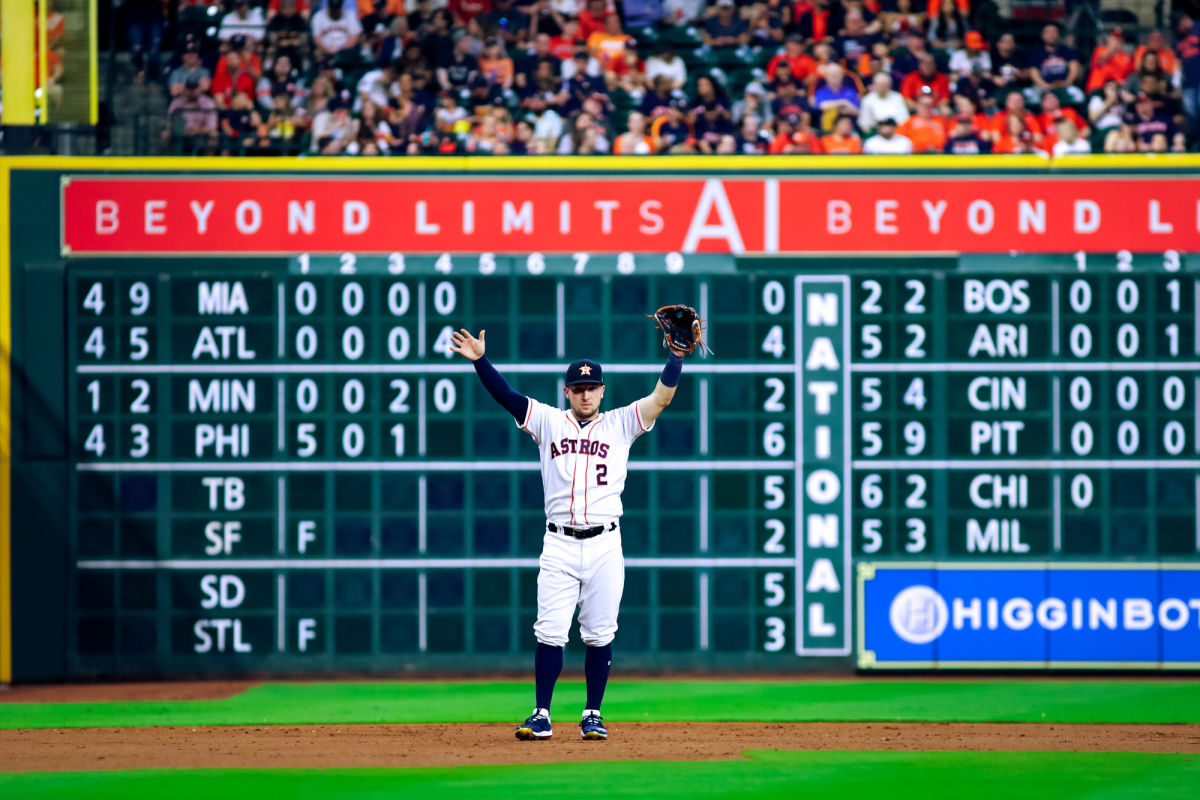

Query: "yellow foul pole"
<box><xmin>37</xmin><ymin>0</ymin><xmax>49</xmax><ymax>123</ymax></box>
<box><xmin>0</xmin><ymin>0</ymin><xmax>31</xmax><ymax>685</ymax></box>
<box><xmin>1</xmin><ymin>0</ymin><xmax>37</xmax><ymax>126</ymax></box>
<box><xmin>90</xmin><ymin>0</ymin><xmax>99</xmax><ymax>124</ymax></box>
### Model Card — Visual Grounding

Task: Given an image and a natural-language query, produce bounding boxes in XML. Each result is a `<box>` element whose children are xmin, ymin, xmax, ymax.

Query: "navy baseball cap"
<box><xmin>565</xmin><ymin>359</ymin><xmax>604</xmax><ymax>386</ymax></box>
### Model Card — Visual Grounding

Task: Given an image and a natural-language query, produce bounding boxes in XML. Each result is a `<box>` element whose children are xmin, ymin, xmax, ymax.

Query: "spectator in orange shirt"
<box><xmin>821</xmin><ymin>114</ymin><xmax>864</xmax><ymax>153</ymax></box>
<box><xmin>578</xmin><ymin>0</ymin><xmax>611</xmax><ymax>41</ymax></box>
<box><xmin>1134</xmin><ymin>30</ymin><xmax>1178</xmax><ymax>74</ymax></box>
<box><xmin>900</xmin><ymin>54</ymin><xmax>952</xmax><ymax>112</ymax></box>
<box><xmin>358</xmin><ymin>0</ymin><xmax>405</xmax><ymax>17</ymax></box>
<box><xmin>951</xmin><ymin>95</ymin><xmax>992</xmax><ymax>135</ymax></box>
<box><xmin>1036</xmin><ymin>91</ymin><xmax>1088</xmax><ymax>139</ymax></box>
<box><xmin>992</xmin><ymin>113</ymin><xmax>1044</xmax><ymax>154</ymax></box>
<box><xmin>924</xmin><ymin>0</ymin><xmax>967</xmax><ymax>19</ymax></box>
<box><xmin>480</xmin><ymin>37</ymin><xmax>515</xmax><ymax>89</ymax></box>
<box><xmin>769</xmin><ymin>111</ymin><xmax>825</xmax><ymax>153</ymax></box>
<box><xmin>588</xmin><ymin>13</ymin><xmax>631</xmax><ymax>72</ymax></box>
<box><xmin>1086</xmin><ymin>28</ymin><xmax>1134</xmax><ymax>92</ymax></box>
<box><xmin>768</xmin><ymin>34</ymin><xmax>818</xmax><ymax>83</ymax></box>
<box><xmin>855</xmin><ymin>40</ymin><xmax>897</xmax><ymax>84</ymax></box>
<box><xmin>897</xmin><ymin>92</ymin><xmax>948</xmax><ymax>152</ymax></box>
<box><xmin>990</xmin><ymin>92</ymin><xmax>1043</xmax><ymax>143</ymax></box>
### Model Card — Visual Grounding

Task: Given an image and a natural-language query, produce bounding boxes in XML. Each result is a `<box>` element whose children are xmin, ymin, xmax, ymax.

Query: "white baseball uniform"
<box><xmin>517</xmin><ymin>397</ymin><xmax>655</xmax><ymax>647</ymax></box>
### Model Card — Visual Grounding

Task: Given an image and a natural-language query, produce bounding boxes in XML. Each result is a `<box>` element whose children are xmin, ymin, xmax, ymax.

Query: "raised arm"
<box><xmin>637</xmin><ymin>350</ymin><xmax>685</xmax><ymax>426</ymax></box>
<box><xmin>448</xmin><ymin>329</ymin><xmax>530</xmax><ymax>422</ymax></box>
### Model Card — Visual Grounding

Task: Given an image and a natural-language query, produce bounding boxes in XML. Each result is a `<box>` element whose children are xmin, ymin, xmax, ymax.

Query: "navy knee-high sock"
<box><xmin>584</xmin><ymin>644</ymin><xmax>612</xmax><ymax>711</ymax></box>
<box><xmin>535</xmin><ymin>643</ymin><xmax>563</xmax><ymax>711</ymax></box>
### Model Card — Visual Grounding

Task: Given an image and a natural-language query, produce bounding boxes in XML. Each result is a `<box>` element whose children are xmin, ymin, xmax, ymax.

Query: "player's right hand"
<box><xmin>448</xmin><ymin>328</ymin><xmax>486</xmax><ymax>361</ymax></box>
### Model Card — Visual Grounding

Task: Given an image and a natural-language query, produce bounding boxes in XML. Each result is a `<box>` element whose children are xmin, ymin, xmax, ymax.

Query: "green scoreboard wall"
<box><xmin>5</xmin><ymin>156</ymin><xmax>1200</xmax><ymax>680</ymax></box>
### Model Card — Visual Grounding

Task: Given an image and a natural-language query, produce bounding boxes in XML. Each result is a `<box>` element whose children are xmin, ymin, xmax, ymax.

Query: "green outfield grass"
<box><xmin>2</xmin><ymin>679</ymin><xmax>1199</xmax><ymax>729</ymax></box>
<box><xmin>2</xmin><ymin>752</ymin><xmax>1197</xmax><ymax>800</ymax></box>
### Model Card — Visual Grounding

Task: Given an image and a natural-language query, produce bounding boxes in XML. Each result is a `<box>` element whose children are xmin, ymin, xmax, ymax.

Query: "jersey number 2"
<box><xmin>596</xmin><ymin>465</ymin><xmax>608</xmax><ymax>485</ymax></box>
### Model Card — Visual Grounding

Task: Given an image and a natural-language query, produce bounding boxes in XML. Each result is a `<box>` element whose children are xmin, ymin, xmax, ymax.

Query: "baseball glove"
<box><xmin>649</xmin><ymin>304</ymin><xmax>710</xmax><ymax>356</ymax></box>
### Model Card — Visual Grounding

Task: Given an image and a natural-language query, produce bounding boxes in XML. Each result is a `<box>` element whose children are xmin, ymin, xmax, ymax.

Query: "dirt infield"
<box><xmin>3</xmin><ymin>682</ymin><xmax>1199</xmax><ymax>773</ymax></box>
<box><xmin>2</xmin><ymin>722</ymin><xmax>1199</xmax><ymax>772</ymax></box>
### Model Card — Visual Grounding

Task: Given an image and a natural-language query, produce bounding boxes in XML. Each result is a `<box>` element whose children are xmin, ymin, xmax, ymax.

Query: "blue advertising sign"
<box><xmin>856</xmin><ymin>563</ymin><xmax>1200</xmax><ymax>669</ymax></box>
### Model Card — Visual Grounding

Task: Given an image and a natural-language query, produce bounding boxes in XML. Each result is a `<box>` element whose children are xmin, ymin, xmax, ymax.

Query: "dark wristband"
<box><xmin>660</xmin><ymin>353</ymin><xmax>684</xmax><ymax>388</ymax></box>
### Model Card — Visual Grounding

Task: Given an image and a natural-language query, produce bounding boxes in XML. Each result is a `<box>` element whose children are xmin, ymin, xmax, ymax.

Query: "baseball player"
<box><xmin>449</xmin><ymin>327</ymin><xmax>688</xmax><ymax>741</ymax></box>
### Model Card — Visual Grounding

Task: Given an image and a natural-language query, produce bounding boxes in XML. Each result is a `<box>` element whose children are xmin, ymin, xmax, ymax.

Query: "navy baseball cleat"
<box><xmin>580</xmin><ymin>710</ymin><xmax>607</xmax><ymax>740</ymax></box>
<box><xmin>515</xmin><ymin>708</ymin><xmax>553</xmax><ymax>740</ymax></box>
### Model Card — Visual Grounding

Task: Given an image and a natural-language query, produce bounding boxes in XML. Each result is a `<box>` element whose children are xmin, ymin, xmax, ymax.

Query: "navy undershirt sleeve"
<box><xmin>473</xmin><ymin>355</ymin><xmax>530</xmax><ymax>421</ymax></box>
<box><xmin>660</xmin><ymin>353</ymin><xmax>684</xmax><ymax>388</ymax></box>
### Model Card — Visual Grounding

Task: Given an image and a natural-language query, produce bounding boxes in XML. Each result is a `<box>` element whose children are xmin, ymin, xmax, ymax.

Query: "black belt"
<box><xmin>548</xmin><ymin>521</ymin><xmax>617</xmax><ymax>540</ymax></box>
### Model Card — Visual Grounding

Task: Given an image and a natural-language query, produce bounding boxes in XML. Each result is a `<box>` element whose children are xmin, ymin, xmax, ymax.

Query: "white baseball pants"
<box><xmin>533</xmin><ymin>527</ymin><xmax>624</xmax><ymax>648</ymax></box>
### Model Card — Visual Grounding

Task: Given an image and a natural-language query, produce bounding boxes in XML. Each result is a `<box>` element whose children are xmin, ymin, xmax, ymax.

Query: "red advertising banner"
<box><xmin>61</xmin><ymin>175</ymin><xmax>1200</xmax><ymax>255</ymax></box>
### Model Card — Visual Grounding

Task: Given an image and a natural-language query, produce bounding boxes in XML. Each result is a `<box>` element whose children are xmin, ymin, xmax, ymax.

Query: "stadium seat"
<box><xmin>1099</xmin><ymin>9</ymin><xmax>1139</xmax><ymax>31</ymax></box>
<box><xmin>715</xmin><ymin>47</ymin><xmax>760</xmax><ymax>69</ymax></box>
<box><xmin>610</xmin><ymin>88</ymin><xmax>639</xmax><ymax>112</ymax></box>
<box><xmin>708</xmin><ymin>67</ymin><xmax>731</xmax><ymax>93</ymax></box>
<box><xmin>999</xmin><ymin>18</ymin><xmax>1047</xmax><ymax>50</ymax></box>
<box><xmin>634</xmin><ymin>26</ymin><xmax>660</xmax><ymax>47</ymax></box>
<box><xmin>1050</xmin><ymin>86</ymin><xmax>1085</xmax><ymax>112</ymax></box>
<box><xmin>683</xmin><ymin>47</ymin><xmax>719</xmax><ymax>70</ymax></box>
<box><xmin>662</xmin><ymin>26</ymin><xmax>703</xmax><ymax>49</ymax></box>
<box><xmin>334</xmin><ymin>49</ymin><xmax>373</xmax><ymax>71</ymax></box>
<box><xmin>177</xmin><ymin>5</ymin><xmax>222</xmax><ymax>45</ymax></box>
<box><xmin>726</xmin><ymin>67</ymin><xmax>763</xmax><ymax>91</ymax></box>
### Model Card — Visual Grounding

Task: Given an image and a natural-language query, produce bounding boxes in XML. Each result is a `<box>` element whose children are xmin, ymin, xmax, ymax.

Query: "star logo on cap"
<box><xmin>579</xmin><ymin>364</ymin><xmax>593</xmax><ymax>375</ymax></box>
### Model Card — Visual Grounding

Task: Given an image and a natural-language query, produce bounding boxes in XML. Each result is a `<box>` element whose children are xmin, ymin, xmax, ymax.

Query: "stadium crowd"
<box><xmin>124</xmin><ymin>0</ymin><xmax>1199</xmax><ymax>156</ymax></box>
